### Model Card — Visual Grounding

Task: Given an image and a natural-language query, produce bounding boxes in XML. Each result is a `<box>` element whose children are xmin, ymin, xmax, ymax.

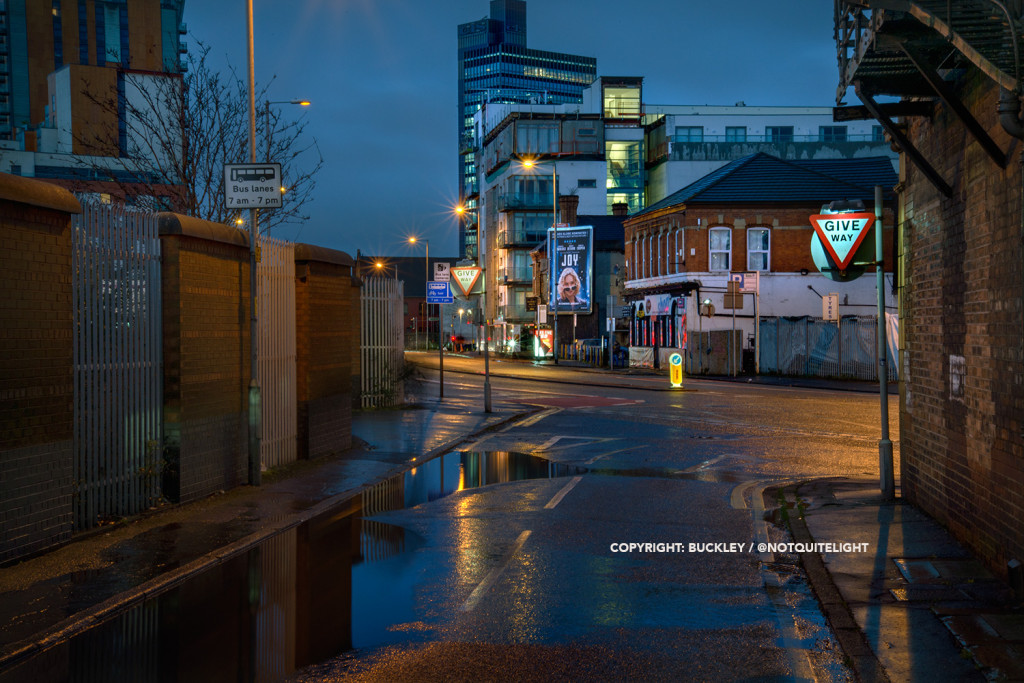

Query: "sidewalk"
<box><xmin>781</xmin><ymin>478</ymin><xmax>1024</xmax><ymax>682</ymax></box>
<box><xmin>0</xmin><ymin>366</ymin><xmax>1017</xmax><ymax>681</ymax></box>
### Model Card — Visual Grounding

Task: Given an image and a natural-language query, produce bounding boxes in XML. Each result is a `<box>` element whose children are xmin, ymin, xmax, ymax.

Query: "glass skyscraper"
<box><xmin>457</xmin><ymin>0</ymin><xmax>596</xmax><ymax>258</ymax></box>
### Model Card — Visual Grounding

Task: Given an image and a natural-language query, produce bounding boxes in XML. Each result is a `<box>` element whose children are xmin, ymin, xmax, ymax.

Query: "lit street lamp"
<box><xmin>521</xmin><ymin>157</ymin><xmax>559</xmax><ymax>364</ymax></box>
<box><xmin>265</xmin><ymin>99</ymin><xmax>310</xmax><ymax>163</ymax></box>
<box><xmin>408</xmin><ymin>236</ymin><xmax>441</xmax><ymax>398</ymax></box>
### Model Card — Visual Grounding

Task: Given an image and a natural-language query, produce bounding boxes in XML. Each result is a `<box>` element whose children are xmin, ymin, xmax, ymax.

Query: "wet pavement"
<box><xmin>0</xmin><ymin>359</ymin><xmax>1020</xmax><ymax>682</ymax></box>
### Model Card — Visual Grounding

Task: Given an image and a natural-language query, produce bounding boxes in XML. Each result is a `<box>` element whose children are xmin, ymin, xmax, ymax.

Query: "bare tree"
<box><xmin>74</xmin><ymin>41</ymin><xmax>322</xmax><ymax>234</ymax></box>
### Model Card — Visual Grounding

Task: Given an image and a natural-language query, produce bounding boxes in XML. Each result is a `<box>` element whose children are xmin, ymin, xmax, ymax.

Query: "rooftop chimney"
<box><xmin>558</xmin><ymin>195</ymin><xmax>579</xmax><ymax>226</ymax></box>
<box><xmin>612</xmin><ymin>202</ymin><xmax>629</xmax><ymax>216</ymax></box>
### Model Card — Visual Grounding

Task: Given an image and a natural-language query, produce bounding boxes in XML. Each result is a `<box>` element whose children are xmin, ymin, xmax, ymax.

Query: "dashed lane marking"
<box><xmin>544</xmin><ymin>476</ymin><xmax>582</xmax><ymax>510</ymax></box>
<box><xmin>460</xmin><ymin>530</ymin><xmax>532</xmax><ymax>612</ymax></box>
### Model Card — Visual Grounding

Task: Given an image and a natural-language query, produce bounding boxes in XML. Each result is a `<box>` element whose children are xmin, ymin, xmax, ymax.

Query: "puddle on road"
<box><xmin>0</xmin><ymin>451</ymin><xmax>581</xmax><ymax>682</ymax></box>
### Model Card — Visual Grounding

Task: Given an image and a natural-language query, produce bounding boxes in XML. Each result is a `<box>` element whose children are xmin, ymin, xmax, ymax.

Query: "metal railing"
<box><xmin>257</xmin><ymin>236</ymin><xmax>297</xmax><ymax>469</ymax></box>
<box><xmin>500</xmin><ymin>265</ymin><xmax>533</xmax><ymax>283</ymax></box>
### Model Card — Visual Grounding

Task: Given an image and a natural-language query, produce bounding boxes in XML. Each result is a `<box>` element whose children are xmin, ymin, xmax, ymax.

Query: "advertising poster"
<box><xmin>547</xmin><ymin>226</ymin><xmax>593</xmax><ymax>315</ymax></box>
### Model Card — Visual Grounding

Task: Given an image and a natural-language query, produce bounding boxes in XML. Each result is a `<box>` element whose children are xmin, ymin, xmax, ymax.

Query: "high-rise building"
<box><xmin>457</xmin><ymin>0</ymin><xmax>596</xmax><ymax>259</ymax></box>
<box><xmin>0</xmin><ymin>0</ymin><xmax>186</xmax><ymax>200</ymax></box>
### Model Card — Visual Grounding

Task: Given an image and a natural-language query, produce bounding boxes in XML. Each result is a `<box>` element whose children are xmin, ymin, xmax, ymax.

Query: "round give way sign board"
<box><xmin>809</xmin><ymin>212</ymin><xmax>874</xmax><ymax>271</ymax></box>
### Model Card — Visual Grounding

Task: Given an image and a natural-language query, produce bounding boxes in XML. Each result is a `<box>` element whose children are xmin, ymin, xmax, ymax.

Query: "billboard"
<box><xmin>547</xmin><ymin>226</ymin><xmax>593</xmax><ymax>315</ymax></box>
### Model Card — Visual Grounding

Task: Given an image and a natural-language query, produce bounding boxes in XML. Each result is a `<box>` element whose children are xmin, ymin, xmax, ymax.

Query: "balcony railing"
<box><xmin>496</xmin><ymin>192</ymin><xmax>553</xmax><ymax>212</ymax></box>
<box><xmin>671</xmin><ymin>133</ymin><xmax>883</xmax><ymax>144</ymax></box>
<box><xmin>499</xmin><ymin>303</ymin><xmax>531</xmax><ymax>321</ymax></box>
<box><xmin>497</xmin><ymin>228</ymin><xmax>546</xmax><ymax>248</ymax></box>
<box><xmin>499</xmin><ymin>266</ymin><xmax>532</xmax><ymax>283</ymax></box>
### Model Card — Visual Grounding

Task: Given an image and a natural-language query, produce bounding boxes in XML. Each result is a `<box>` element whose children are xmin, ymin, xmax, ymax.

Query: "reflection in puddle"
<box><xmin>363</xmin><ymin>450</ymin><xmax>588</xmax><ymax>515</ymax></box>
<box><xmin>0</xmin><ymin>452</ymin><xmax>578</xmax><ymax>682</ymax></box>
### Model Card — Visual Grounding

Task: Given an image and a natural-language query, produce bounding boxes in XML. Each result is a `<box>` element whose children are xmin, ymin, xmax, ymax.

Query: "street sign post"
<box><xmin>224</xmin><ymin>163</ymin><xmax>283</xmax><ymax>209</ymax></box>
<box><xmin>426</xmin><ymin>281</ymin><xmax>453</xmax><ymax>304</ymax></box>
<box><xmin>450</xmin><ymin>266</ymin><xmax>481</xmax><ymax>296</ymax></box>
<box><xmin>669</xmin><ymin>352</ymin><xmax>683</xmax><ymax>388</ymax></box>
<box><xmin>809</xmin><ymin>212</ymin><xmax>875</xmax><ymax>271</ymax></box>
<box><xmin>434</xmin><ymin>262</ymin><xmax>451</xmax><ymax>282</ymax></box>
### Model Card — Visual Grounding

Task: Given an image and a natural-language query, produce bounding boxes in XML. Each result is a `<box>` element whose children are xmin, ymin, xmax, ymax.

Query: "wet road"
<box><xmin>296</xmin><ymin>359</ymin><xmax>898</xmax><ymax>681</ymax></box>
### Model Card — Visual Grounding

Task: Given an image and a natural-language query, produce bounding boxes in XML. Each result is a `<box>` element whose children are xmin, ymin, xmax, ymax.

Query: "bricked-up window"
<box><xmin>709</xmin><ymin>228</ymin><xmax>731</xmax><ymax>271</ymax></box>
<box><xmin>747</xmin><ymin>228</ymin><xmax>770</xmax><ymax>271</ymax></box>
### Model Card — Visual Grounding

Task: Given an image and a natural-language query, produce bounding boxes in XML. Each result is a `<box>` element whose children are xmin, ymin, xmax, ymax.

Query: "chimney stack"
<box><xmin>558</xmin><ymin>195</ymin><xmax>579</xmax><ymax>227</ymax></box>
<box><xmin>612</xmin><ymin>202</ymin><xmax>629</xmax><ymax>216</ymax></box>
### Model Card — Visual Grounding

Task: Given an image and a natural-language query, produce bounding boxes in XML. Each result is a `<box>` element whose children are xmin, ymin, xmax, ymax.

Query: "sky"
<box><xmin>185</xmin><ymin>0</ymin><xmax>843</xmax><ymax>259</ymax></box>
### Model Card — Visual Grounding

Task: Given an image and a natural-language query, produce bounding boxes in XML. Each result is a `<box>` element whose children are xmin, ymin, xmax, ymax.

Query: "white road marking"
<box><xmin>544</xmin><ymin>476</ymin><xmax>582</xmax><ymax>509</ymax></box>
<box><xmin>585</xmin><ymin>445</ymin><xmax>643</xmax><ymax>465</ymax></box>
<box><xmin>460</xmin><ymin>530</ymin><xmax>532</xmax><ymax>612</ymax></box>
<box><xmin>503</xmin><ymin>407</ymin><xmax>561</xmax><ymax>431</ymax></box>
<box><xmin>680</xmin><ymin>455</ymin><xmax>727</xmax><ymax>473</ymax></box>
<box><xmin>534</xmin><ymin>435</ymin><xmax>618</xmax><ymax>453</ymax></box>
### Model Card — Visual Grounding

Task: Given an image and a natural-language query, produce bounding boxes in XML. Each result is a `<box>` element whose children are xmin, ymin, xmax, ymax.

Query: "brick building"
<box><xmin>833</xmin><ymin>2</ymin><xmax>1024</xmax><ymax>578</ymax></box>
<box><xmin>622</xmin><ymin>153</ymin><xmax>897</xmax><ymax>370</ymax></box>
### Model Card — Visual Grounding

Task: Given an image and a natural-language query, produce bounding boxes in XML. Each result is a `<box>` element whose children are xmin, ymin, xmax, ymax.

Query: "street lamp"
<box><xmin>265</xmin><ymin>99</ymin><xmax>310</xmax><ymax>162</ymax></box>
<box><xmin>409</xmin><ymin>235</ymin><xmax>442</xmax><ymax>398</ymax></box>
<box><xmin>454</xmin><ymin>204</ymin><xmax>481</xmax><ymax>263</ymax></box>
<box><xmin>520</xmin><ymin>157</ymin><xmax>559</xmax><ymax>364</ymax></box>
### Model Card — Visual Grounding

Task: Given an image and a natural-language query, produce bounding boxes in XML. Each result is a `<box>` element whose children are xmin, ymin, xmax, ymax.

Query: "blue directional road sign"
<box><xmin>426</xmin><ymin>281</ymin><xmax>453</xmax><ymax>304</ymax></box>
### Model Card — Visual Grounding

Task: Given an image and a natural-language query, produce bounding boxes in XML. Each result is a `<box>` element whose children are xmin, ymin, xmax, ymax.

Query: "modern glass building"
<box><xmin>457</xmin><ymin>0</ymin><xmax>596</xmax><ymax>259</ymax></box>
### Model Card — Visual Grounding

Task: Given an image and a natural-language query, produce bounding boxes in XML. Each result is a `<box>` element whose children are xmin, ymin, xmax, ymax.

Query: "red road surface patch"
<box><xmin>516</xmin><ymin>395</ymin><xmax>643</xmax><ymax>408</ymax></box>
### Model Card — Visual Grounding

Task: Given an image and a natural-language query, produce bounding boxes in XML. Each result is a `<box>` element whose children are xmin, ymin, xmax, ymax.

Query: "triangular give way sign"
<box><xmin>809</xmin><ymin>212</ymin><xmax>875</xmax><ymax>271</ymax></box>
<box><xmin>450</xmin><ymin>266</ymin><xmax>482</xmax><ymax>296</ymax></box>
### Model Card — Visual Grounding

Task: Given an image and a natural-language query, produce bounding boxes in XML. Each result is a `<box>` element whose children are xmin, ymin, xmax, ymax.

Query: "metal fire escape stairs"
<box><xmin>835</xmin><ymin>0</ymin><xmax>1024</xmax><ymax>196</ymax></box>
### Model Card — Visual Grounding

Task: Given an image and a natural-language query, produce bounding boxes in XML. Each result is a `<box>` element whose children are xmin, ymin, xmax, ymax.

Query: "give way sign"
<box><xmin>808</xmin><ymin>212</ymin><xmax>875</xmax><ymax>271</ymax></box>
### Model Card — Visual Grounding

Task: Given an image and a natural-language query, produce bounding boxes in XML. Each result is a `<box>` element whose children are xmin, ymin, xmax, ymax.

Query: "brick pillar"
<box><xmin>0</xmin><ymin>173</ymin><xmax>80</xmax><ymax>562</ymax></box>
<box><xmin>158</xmin><ymin>213</ymin><xmax>250</xmax><ymax>503</ymax></box>
<box><xmin>294</xmin><ymin>244</ymin><xmax>357</xmax><ymax>459</ymax></box>
<box><xmin>558</xmin><ymin>194</ymin><xmax>579</xmax><ymax>227</ymax></box>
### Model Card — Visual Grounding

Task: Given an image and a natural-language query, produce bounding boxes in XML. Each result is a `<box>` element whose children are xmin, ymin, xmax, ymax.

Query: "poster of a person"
<box><xmin>557</xmin><ymin>267</ymin><xmax>588</xmax><ymax>309</ymax></box>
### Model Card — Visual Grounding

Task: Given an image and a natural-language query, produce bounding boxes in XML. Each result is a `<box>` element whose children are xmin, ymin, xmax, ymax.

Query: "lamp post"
<box><xmin>409</xmin><ymin>236</ymin><xmax>441</xmax><ymax>397</ymax></box>
<box><xmin>245</xmin><ymin>0</ymin><xmax>260</xmax><ymax>486</ymax></box>
<box><xmin>521</xmin><ymin>158</ymin><xmax>559</xmax><ymax>364</ymax></box>
<box><xmin>453</xmin><ymin>205</ymin><xmax>491</xmax><ymax>413</ymax></box>
<box><xmin>265</xmin><ymin>99</ymin><xmax>310</xmax><ymax>163</ymax></box>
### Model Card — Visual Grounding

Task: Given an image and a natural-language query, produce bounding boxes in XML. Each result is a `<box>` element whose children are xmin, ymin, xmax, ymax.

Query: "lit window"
<box><xmin>747</xmin><ymin>228</ymin><xmax>770</xmax><ymax>271</ymax></box>
<box><xmin>709</xmin><ymin>228</ymin><xmax>731</xmax><ymax>271</ymax></box>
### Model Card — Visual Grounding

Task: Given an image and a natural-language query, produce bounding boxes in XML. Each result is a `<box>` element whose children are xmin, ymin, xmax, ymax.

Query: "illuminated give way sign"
<box><xmin>224</xmin><ymin>163</ymin><xmax>283</xmax><ymax>209</ymax></box>
<box><xmin>809</xmin><ymin>212</ymin><xmax>874</xmax><ymax>271</ymax></box>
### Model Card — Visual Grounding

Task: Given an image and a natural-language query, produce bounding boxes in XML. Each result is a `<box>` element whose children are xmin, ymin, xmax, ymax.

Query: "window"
<box><xmin>872</xmin><ymin>125</ymin><xmax>885</xmax><ymax>142</ymax></box>
<box><xmin>673</xmin><ymin>228</ymin><xmax>684</xmax><ymax>273</ymax></box>
<box><xmin>725</xmin><ymin>126</ymin><xmax>746</xmax><ymax>142</ymax></box>
<box><xmin>577</xmin><ymin>178</ymin><xmax>596</xmax><ymax>188</ymax></box>
<box><xmin>709</xmin><ymin>228</ymin><xmax>731</xmax><ymax>271</ymax></box>
<box><xmin>819</xmin><ymin>126</ymin><xmax>848</xmax><ymax>143</ymax></box>
<box><xmin>747</xmin><ymin>228</ymin><xmax>770</xmax><ymax>271</ymax></box>
<box><xmin>675</xmin><ymin>126</ymin><xmax>703</xmax><ymax>142</ymax></box>
<box><xmin>766</xmin><ymin>126</ymin><xmax>793</xmax><ymax>143</ymax></box>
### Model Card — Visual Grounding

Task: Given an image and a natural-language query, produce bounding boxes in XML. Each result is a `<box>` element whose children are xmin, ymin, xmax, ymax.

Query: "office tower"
<box><xmin>457</xmin><ymin>0</ymin><xmax>596</xmax><ymax>259</ymax></box>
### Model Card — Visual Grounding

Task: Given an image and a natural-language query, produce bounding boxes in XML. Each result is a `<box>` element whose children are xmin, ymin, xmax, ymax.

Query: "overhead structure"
<box><xmin>834</xmin><ymin>0</ymin><xmax>1024</xmax><ymax>195</ymax></box>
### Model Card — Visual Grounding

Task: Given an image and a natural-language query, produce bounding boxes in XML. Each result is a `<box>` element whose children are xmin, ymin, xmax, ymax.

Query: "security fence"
<box><xmin>257</xmin><ymin>236</ymin><xmax>297</xmax><ymax>469</ymax></box>
<box><xmin>72</xmin><ymin>201</ymin><xmax>163</xmax><ymax>528</ymax></box>
<box><xmin>758</xmin><ymin>316</ymin><xmax>897</xmax><ymax>381</ymax></box>
<box><xmin>360</xmin><ymin>276</ymin><xmax>405</xmax><ymax>407</ymax></box>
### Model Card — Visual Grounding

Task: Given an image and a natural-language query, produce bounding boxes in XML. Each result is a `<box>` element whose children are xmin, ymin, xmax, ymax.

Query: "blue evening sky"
<box><xmin>185</xmin><ymin>1</ymin><xmax>842</xmax><ymax>258</ymax></box>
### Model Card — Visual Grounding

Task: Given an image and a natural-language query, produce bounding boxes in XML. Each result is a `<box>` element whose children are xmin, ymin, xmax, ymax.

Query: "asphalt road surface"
<box><xmin>294</xmin><ymin>358</ymin><xmax>898</xmax><ymax>681</ymax></box>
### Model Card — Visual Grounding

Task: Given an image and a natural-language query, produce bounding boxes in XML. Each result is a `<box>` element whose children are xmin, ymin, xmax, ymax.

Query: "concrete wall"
<box><xmin>294</xmin><ymin>244</ymin><xmax>358</xmax><ymax>458</ymax></box>
<box><xmin>898</xmin><ymin>70</ymin><xmax>1024</xmax><ymax>577</ymax></box>
<box><xmin>158</xmin><ymin>213</ymin><xmax>250</xmax><ymax>503</ymax></box>
<box><xmin>0</xmin><ymin>174</ymin><xmax>80</xmax><ymax>562</ymax></box>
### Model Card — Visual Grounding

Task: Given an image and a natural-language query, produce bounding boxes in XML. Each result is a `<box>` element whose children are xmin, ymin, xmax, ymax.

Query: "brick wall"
<box><xmin>899</xmin><ymin>70</ymin><xmax>1024</xmax><ymax>576</ymax></box>
<box><xmin>625</xmin><ymin>205</ymin><xmax>894</xmax><ymax>277</ymax></box>
<box><xmin>0</xmin><ymin>174</ymin><xmax>80</xmax><ymax>562</ymax></box>
<box><xmin>294</xmin><ymin>244</ymin><xmax>358</xmax><ymax>458</ymax></box>
<box><xmin>158</xmin><ymin>214</ymin><xmax>250</xmax><ymax>503</ymax></box>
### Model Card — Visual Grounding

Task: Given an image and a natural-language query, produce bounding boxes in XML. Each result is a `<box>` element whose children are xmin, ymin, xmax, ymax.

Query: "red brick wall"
<box><xmin>899</xmin><ymin>70</ymin><xmax>1024</xmax><ymax>576</ymax></box>
<box><xmin>295</xmin><ymin>246</ymin><xmax>358</xmax><ymax>458</ymax></box>
<box><xmin>0</xmin><ymin>176</ymin><xmax>79</xmax><ymax>562</ymax></box>
<box><xmin>159</xmin><ymin>214</ymin><xmax>250</xmax><ymax>503</ymax></box>
<box><xmin>625</xmin><ymin>206</ymin><xmax>894</xmax><ymax>276</ymax></box>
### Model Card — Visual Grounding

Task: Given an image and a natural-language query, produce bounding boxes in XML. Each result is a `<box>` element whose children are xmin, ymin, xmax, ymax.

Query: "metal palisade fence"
<box><xmin>72</xmin><ymin>201</ymin><xmax>162</xmax><ymax>528</ymax></box>
<box><xmin>257</xmin><ymin>236</ymin><xmax>297</xmax><ymax>469</ymax></box>
<box><xmin>360</xmin><ymin>276</ymin><xmax>405</xmax><ymax>408</ymax></box>
<box><xmin>759</xmin><ymin>316</ymin><xmax>898</xmax><ymax>381</ymax></box>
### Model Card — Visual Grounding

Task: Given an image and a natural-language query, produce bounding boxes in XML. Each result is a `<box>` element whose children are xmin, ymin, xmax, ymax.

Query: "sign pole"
<box><xmin>483</xmin><ymin>304</ymin><xmax>491</xmax><ymax>413</ymax></box>
<box><xmin>876</xmin><ymin>185</ymin><xmax>894</xmax><ymax>500</ymax></box>
<box><xmin>246</xmin><ymin>1</ymin><xmax>261</xmax><ymax>487</ymax></box>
